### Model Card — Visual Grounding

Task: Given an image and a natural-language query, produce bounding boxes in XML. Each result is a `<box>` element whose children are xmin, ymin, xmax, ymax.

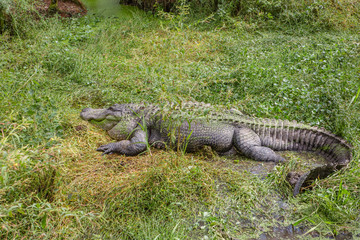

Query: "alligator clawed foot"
<box><xmin>97</xmin><ymin>143</ymin><xmax>118</xmax><ymax>155</ymax></box>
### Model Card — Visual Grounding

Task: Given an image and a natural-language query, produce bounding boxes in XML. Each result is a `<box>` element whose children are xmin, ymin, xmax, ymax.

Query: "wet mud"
<box><xmin>207</xmin><ymin>151</ymin><xmax>349</xmax><ymax>239</ymax></box>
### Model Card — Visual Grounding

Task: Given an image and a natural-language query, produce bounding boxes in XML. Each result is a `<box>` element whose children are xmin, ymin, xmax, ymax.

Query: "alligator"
<box><xmin>80</xmin><ymin>102</ymin><xmax>352</xmax><ymax>196</ymax></box>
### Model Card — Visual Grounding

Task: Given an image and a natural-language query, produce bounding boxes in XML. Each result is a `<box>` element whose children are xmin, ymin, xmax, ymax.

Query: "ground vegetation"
<box><xmin>0</xmin><ymin>0</ymin><xmax>359</xmax><ymax>238</ymax></box>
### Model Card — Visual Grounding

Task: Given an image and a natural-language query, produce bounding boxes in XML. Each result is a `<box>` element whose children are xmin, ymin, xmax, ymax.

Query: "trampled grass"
<box><xmin>1</xmin><ymin>3</ymin><xmax>360</xmax><ymax>239</ymax></box>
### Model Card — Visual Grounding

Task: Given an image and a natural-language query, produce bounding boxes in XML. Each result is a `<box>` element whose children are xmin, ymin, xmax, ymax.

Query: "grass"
<box><xmin>1</xmin><ymin>3</ymin><xmax>360</xmax><ymax>239</ymax></box>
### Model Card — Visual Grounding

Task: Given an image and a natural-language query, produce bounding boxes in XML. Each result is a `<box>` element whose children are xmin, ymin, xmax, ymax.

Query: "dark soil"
<box><xmin>36</xmin><ymin>0</ymin><xmax>87</xmax><ymax>17</ymax></box>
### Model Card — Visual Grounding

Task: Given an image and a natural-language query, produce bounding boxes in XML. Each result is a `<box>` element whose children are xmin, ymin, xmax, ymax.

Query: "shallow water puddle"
<box><xmin>82</xmin><ymin>0</ymin><xmax>140</xmax><ymax>17</ymax></box>
<box><xmin>208</xmin><ymin>152</ymin><xmax>333</xmax><ymax>239</ymax></box>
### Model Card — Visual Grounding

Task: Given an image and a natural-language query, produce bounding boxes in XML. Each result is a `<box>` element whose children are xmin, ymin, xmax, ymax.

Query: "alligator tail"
<box><xmin>242</xmin><ymin>118</ymin><xmax>352</xmax><ymax>195</ymax></box>
<box><xmin>214</xmin><ymin>113</ymin><xmax>352</xmax><ymax>195</ymax></box>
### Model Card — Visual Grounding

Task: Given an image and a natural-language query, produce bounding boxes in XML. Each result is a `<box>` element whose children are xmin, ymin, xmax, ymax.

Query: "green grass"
<box><xmin>1</xmin><ymin>4</ymin><xmax>360</xmax><ymax>239</ymax></box>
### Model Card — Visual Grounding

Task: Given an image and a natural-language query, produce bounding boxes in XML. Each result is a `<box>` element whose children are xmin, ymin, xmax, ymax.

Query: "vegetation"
<box><xmin>122</xmin><ymin>0</ymin><xmax>360</xmax><ymax>30</ymax></box>
<box><xmin>0</xmin><ymin>0</ymin><xmax>40</xmax><ymax>35</ymax></box>
<box><xmin>0</xmin><ymin>0</ymin><xmax>359</xmax><ymax>238</ymax></box>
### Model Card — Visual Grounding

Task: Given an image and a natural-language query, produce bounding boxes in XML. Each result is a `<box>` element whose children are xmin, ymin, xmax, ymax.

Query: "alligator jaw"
<box><xmin>80</xmin><ymin>107</ymin><xmax>120</xmax><ymax>131</ymax></box>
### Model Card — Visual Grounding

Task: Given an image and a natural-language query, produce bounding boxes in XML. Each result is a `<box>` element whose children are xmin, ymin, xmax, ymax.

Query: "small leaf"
<box><xmin>41</xmin><ymin>214</ymin><xmax>47</xmax><ymax>229</ymax></box>
<box><xmin>293</xmin><ymin>217</ymin><xmax>307</xmax><ymax>226</ymax></box>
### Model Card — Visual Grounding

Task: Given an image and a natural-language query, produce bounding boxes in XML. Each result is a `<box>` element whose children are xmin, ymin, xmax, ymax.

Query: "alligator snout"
<box><xmin>80</xmin><ymin>108</ymin><xmax>93</xmax><ymax>120</ymax></box>
<box><xmin>80</xmin><ymin>107</ymin><xmax>110</xmax><ymax>122</ymax></box>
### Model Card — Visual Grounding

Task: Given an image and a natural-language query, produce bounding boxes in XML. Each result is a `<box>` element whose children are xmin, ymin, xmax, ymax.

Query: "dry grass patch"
<box><xmin>55</xmin><ymin>120</ymin><xmax>216</xmax><ymax>217</ymax></box>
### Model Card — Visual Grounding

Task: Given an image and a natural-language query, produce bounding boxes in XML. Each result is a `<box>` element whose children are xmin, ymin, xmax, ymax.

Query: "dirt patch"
<box><xmin>36</xmin><ymin>0</ymin><xmax>87</xmax><ymax>17</ymax></box>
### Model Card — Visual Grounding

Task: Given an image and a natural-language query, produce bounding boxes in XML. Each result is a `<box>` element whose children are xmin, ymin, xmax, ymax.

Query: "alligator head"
<box><xmin>80</xmin><ymin>104</ymin><xmax>144</xmax><ymax>140</ymax></box>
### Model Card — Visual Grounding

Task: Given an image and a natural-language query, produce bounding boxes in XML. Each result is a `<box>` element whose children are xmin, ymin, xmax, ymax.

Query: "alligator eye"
<box><xmin>108</xmin><ymin>104</ymin><xmax>123</xmax><ymax>111</ymax></box>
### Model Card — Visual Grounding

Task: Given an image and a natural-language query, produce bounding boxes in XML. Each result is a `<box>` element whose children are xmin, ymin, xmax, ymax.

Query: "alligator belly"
<box><xmin>164</xmin><ymin>121</ymin><xmax>235</xmax><ymax>153</ymax></box>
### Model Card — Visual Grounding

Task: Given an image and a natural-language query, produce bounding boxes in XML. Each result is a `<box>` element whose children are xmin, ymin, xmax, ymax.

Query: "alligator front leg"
<box><xmin>96</xmin><ymin>129</ymin><xmax>147</xmax><ymax>156</ymax></box>
<box><xmin>233</xmin><ymin>127</ymin><xmax>285</xmax><ymax>163</ymax></box>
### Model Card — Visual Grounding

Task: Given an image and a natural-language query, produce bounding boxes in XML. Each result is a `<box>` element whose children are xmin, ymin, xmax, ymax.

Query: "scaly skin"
<box><xmin>80</xmin><ymin>102</ymin><xmax>352</xmax><ymax>196</ymax></box>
